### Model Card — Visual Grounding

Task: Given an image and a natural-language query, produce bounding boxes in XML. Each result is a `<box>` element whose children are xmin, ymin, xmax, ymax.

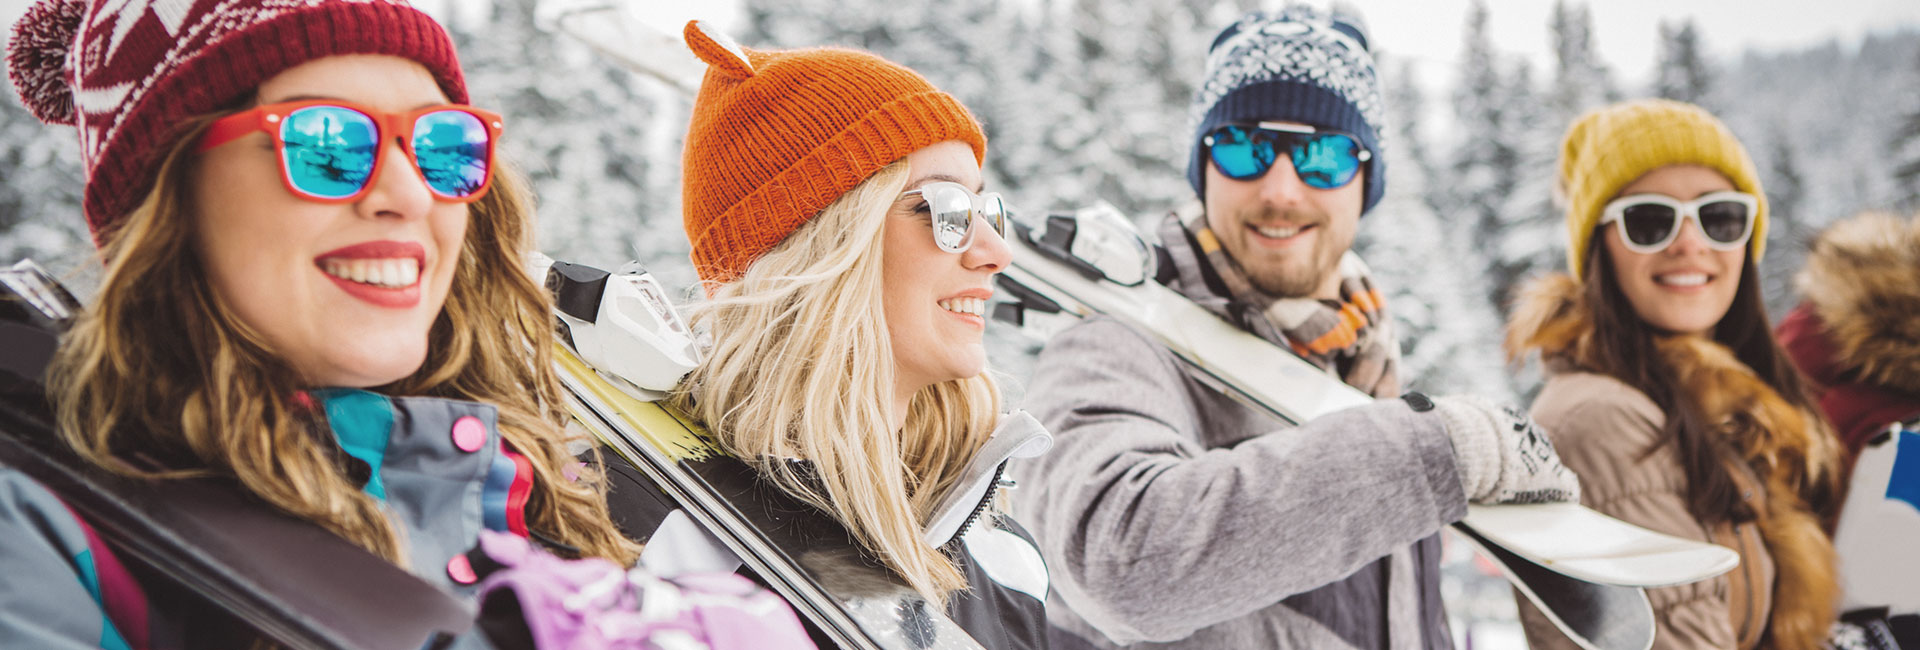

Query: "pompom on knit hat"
<box><xmin>1187</xmin><ymin>5</ymin><xmax>1388</xmax><ymax>215</ymax></box>
<box><xmin>5</xmin><ymin>0</ymin><xmax>466</xmax><ymax>243</ymax></box>
<box><xmin>1558</xmin><ymin>98</ymin><xmax>1766</xmax><ymax>279</ymax></box>
<box><xmin>679</xmin><ymin>20</ymin><xmax>986</xmax><ymax>285</ymax></box>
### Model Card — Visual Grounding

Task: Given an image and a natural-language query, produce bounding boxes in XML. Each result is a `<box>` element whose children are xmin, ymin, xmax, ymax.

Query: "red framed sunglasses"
<box><xmin>196</xmin><ymin>99</ymin><xmax>505</xmax><ymax>204</ymax></box>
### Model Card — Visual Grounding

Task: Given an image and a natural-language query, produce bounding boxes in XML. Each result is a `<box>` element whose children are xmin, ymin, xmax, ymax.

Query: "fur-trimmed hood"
<box><xmin>1507</xmin><ymin>274</ymin><xmax>1841</xmax><ymax>650</ymax></box>
<box><xmin>1791</xmin><ymin>212</ymin><xmax>1920</xmax><ymax>395</ymax></box>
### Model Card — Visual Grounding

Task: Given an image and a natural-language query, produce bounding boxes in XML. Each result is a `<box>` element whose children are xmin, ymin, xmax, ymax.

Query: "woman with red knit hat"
<box><xmin>0</xmin><ymin>0</ymin><xmax>647</xmax><ymax>646</ymax></box>
<box><xmin>600</xmin><ymin>21</ymin><xmax>1052</xmax><ymax>650</ymax></box>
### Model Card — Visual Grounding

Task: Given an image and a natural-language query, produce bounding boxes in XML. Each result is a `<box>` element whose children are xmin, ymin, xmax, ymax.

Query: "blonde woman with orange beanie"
<box><xmin>597</xmin><ymin>22</ymin><xmax>1053</xmax><ymax>650</ymax></box>
<box><xmin>1506</xmin><ymin>98</ymin><xmax>1842</xmax><ymax>650</ymax></box>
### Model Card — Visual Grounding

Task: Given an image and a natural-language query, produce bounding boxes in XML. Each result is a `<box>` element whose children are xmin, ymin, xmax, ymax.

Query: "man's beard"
<box><xmin>1235</xmin><ymin>206</ymin><xmax>1338</xmax><ymax>298</ymax></box>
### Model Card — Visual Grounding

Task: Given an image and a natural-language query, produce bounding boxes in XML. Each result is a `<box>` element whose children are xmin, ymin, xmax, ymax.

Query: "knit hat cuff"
<box><xmin>689</xmin><ymin>90</ymin><xmax>984</xmax><ymax>283</ymax></box>
<box><xmin>80</xmin><ymin>2</ymin><xmax>462</xmax><ymax>237</ymax></box>
<box><xmin>1186</xmin><ymin>79</ymin><xmax>1386</xmax><ymax>214</ymax></box>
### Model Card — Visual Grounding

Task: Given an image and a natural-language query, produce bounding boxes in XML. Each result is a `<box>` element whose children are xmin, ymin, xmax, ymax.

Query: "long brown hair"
<box><xmin>48</xmin><ymin>114</ymin><xmax>639</xmax><ymax>565</ymax></box>
<box><xmin>1580</xmin><ymin>241</ymin><xmax>1833</xmax><ymax>524</ymax></box>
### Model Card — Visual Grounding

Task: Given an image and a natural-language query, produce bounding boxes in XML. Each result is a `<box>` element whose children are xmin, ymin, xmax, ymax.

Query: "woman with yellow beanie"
<box><xmin>598</xmin><ymin>21</ymin><xmax>1052</xmax><ymax>649</ymax></box>
<box><xmin>1505</xmin><ymin>98</ymin><xmax>1842</xmax><ymax>650</ymax></box>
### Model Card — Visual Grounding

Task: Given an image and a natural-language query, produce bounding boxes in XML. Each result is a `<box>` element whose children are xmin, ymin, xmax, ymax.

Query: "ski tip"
<box><xmin>684</xmin><ymin>20</ymin><xmax>755</xmax><ymax>80</ymax></box>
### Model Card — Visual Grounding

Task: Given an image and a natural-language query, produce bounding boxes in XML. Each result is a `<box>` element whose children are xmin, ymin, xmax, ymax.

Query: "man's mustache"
<box><xmin>1238</xmin><ymin>206</ymin><xmax>1329</xmax><ymax>229</ymax></box>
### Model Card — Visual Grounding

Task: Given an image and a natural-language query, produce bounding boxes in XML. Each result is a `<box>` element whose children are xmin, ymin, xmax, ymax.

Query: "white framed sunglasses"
<box><xmin>899</xmin><ymin>181</ymin><xmax>1008</xmax><ymax>254</ymax></box>
<box><xmin>1599</xmin><ymin>191</ymin><xmax>1758</xmax><ymax>254</ymax></box>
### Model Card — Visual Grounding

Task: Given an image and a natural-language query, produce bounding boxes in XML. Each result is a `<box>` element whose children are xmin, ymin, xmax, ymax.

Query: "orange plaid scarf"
<box><xmin>1179</xmin><ymin>211</ymin><xmax>1401</xmax><ymax>398</ymax></box>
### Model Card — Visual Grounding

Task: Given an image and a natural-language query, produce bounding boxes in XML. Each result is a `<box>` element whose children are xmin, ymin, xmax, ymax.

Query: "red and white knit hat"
<box><xmin>5</xmin><ymin>0</ymin><xmax>467</xmax><ymax>241</ymax></box>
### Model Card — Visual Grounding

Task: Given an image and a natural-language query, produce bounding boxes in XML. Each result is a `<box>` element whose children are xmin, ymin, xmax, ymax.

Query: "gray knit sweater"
<box><xmin>1010</xmin><ymin>315</ymin><xmax>1468</xmax><ymax>650</ymax></box>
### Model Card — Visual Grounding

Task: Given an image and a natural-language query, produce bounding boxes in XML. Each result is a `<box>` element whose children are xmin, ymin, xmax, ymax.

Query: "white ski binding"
<box><xmin>527</xmin><ymin>253</ymin><xmax>699</xmax><ymax>401</ymax></box>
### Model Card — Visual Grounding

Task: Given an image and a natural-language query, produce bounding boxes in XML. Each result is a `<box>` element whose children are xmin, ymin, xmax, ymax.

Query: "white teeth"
<box><xmin>939</xmin><ymin>297</ymin><xmax>987</xmax><ymax>318</ymax></box>
<box><xmin>1256</xmin><ymin>225</ymin><xmax>1304</xmax><ymax>239</ymax></box>
<box><xmin>321</xmin><ymin>258</ymin><xmax>420</xmax><ymax>289</ymax></box>
<box><xmin>1658</xmin><ymin>273</ymin><xmax>1709</xmax><ymax>287</ymax></box>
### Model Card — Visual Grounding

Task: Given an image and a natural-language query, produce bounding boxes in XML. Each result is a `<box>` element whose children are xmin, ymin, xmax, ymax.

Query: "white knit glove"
<box><xmin>1431</xmin><ymin>394</ymin><xmax>1580</xmax><ymax>505</ymax></box>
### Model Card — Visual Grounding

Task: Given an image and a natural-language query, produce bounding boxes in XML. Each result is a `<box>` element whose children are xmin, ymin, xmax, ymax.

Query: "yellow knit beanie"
<box><xmin>1557</xmin><ymin>98</ymin><xmax>1766</xmax><ymax>279</ymax></box>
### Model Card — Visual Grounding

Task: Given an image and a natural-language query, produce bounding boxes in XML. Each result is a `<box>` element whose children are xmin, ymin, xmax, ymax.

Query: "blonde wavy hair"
<box><xmin>672</xmin><ymin>160</ymin><xmax>1003</xmax><ymax>604</ymax></box>
<box><xmin>49</xmin><ymin>115</ymin><xmax>640</xmax><ymax>566</ymax></box>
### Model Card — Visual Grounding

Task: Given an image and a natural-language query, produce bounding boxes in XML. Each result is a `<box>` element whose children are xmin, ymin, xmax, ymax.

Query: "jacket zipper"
<box><xmin>948</xmin><ymin>462</ymin><xmax>1007</xmax><ymax>545</ymax></box>
<box><xmin>1702</xmin><ymin>521</ymin><xmax>1762</xmax><ymax>648</ymax></box>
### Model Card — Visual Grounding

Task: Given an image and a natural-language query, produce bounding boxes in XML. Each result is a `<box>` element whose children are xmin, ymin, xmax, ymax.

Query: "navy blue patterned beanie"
<box><xmin>1187</xmin><ymin>6</ymin><xmax>1388</xmax><ymax>215</ymax></box>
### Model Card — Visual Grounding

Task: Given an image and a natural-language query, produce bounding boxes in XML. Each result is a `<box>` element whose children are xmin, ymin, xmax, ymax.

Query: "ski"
<box><xmin>990</xmin><ymin>205</ymin><xmax>1743</xmax><ymax>650</ymax></box>
<box><xmin>535</xmin><ymin>257</ymin><xmax>987</xmax><ymax>650</ymax></box>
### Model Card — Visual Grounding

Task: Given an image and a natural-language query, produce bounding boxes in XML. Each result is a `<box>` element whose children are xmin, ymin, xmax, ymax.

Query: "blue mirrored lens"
<box><xmin>281</xmin><ymin>106</ymin><xmax>378</xmax><ymax>199</ymax></box>
<box><xmin>1291</xmin><ymin>134</ymin><xmax>1362</xmax><ymax>189</ymax></box>
<box><xmin>1208</xmin><ymin>127</ymin><xmax>1275</xmax><ymax>180</ymax></box>
<box><xmin>412</xmin><ymin>110</ymin><xmax>491</xmax><ymax>198</ymax></box>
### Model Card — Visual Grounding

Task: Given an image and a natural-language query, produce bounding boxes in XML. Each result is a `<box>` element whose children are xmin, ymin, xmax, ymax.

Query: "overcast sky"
<box><xmin>3</xmin><ymin>0</ymin><xmax>1918</xmax><ymax>92</ymax></box>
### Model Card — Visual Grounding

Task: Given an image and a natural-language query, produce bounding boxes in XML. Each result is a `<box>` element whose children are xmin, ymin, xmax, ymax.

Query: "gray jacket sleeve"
<box><xmin>0</xmin><ymin>469</ymin><xmax>119</xmax><ymax>649</ymax></box>
<box><xmin>1011</xmin><ymin>317</ymin><xmax>1467</xmax><ymax>644</ymax></box>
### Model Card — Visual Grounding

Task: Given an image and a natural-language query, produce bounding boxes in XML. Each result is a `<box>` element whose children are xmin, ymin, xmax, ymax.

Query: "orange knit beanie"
<box><xmin>680</xmin><ymin>21</ymin><xmax>986</xmax><ymax>285</ymax></box>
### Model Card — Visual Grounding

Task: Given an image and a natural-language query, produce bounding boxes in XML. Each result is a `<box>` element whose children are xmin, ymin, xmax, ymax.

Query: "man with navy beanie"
<box><xmin>1186</xmin><ymin>6</ymin><xmax>1388</xmax><ymax>215</ymax></box>
<box><xmin>1011</xmin><ymin>6</ymin><xmax>1580</xmax><ymax>650</ymax></box>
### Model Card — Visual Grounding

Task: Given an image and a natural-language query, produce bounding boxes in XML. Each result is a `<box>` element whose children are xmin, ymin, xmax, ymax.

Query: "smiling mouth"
<box><xmin>939</xmin><ymin>297</ymin><xmax>988</xmax><ymax>318</ymax></box>
<box><xmin>321</xmin><ymin>258</ymin><xmax>422</xmax><ymax>289</ymax></box>
<box><xmin>1655</xmin><ymin>272</ymin><xmax>1710</xmax><ymax>287</ymax></box>
<box><xmin>1251</xmin><ymin>223</ymin><xmax>1314</xmax><ymax>240</ymax></box>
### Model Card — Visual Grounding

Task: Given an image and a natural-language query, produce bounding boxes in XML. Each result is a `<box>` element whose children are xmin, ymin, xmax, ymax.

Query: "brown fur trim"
<box><xmin>1757</xmin><ymin>477</ymin><xmax>1840</xmax><ymax>650</ymax></box>
<box><xmin>1509</xmin><ymin>274</ymin><xmax>1842</xmax><ymax>646</ymax></box>
<box><xmin>1798</xmin><ymin>212</ymin><xmax>1920</xmax><ymax>394</ymax></box>
<box><xmin>1657</xmin><ymin>338</ymin><xmax>1840</xmax><ymax>502</ymax></box>
<box><xmin>1659</xmin><ymin>337</ymin><xmax>1843</xmax><ymax>648</ymax></box>
<box><xmin>1505</xmin><ymin>273</ymin><xmax>1594</xmax><ymax>367</ymax></box>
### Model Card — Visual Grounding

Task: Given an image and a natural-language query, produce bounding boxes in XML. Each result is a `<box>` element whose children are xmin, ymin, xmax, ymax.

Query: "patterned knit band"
<box><xmin>1187</xmin><ymin>6</ymin><xmax>1387</xmax><ymax>214</ymax></box>
<box><xmin>6</xmin><ymin>0</ymin><xmax>466</xmax><ymax>241</ymax></box>
<box><xmin>1558</xmin><ymin>98</ymin><xmax>1766</xmax><ymax>279</ymax></box>
<box><xmin>679</xmin><ymin>21</ymin><xmax>986</xmax><ymax>285</ymax></box>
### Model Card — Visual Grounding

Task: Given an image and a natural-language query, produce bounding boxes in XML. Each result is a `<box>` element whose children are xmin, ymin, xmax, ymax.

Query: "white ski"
<box><xmin>1460</xmin><ymin>503</ymin><xmax>1739</xmax><ymax>588</ymax></box>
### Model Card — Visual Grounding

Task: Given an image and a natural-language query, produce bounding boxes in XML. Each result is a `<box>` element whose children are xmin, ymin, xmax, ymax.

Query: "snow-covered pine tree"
<box><xmin>1447</xmin><ymin>0</ymin><xmax>1549</xmax><ymax>317</ymax></box>
<box><xmin>1381</xmin><ymin>59</ymin><xmax>1438</xmax><ymax>192</ymax></box>
<box><xmin>1894</xmin><ymin>48</ymin><xmax>1920</xmax><ymax>212</ymax></box>
<box><xmin>1489</xmin><ymin>59</ymin><xmax>1560</xmax><ymax>317</ymax></box>
<box><xmin>1755</xmin><ymin>125</ymin><xmax>1812</xmax><ymax>315</ymax></box>
<box><xmin>1028</xmin><ymin>0</ymin><xmax>1208</xmax><ymax>218</ymax></box>
<box><xmin>1493</xmin><ymin>0</ymin><xmax>1624</xmax><ymax>317</ymax></box>
<box><xmin>0</xmin><ymin>84</ymin><xmax>91</xmax><ymax>292</ymax></box>
<box><xmin>1359</xmin><ymin>54</ymin><xmax>1516</xmax><ymax>402</ymax></box>
<box><xmin>1548</xmin><ymin>1</ymin><xmax>1616</xmax><ymax>119</ymax></box>
<box><xmin>1654</xmin><ymin>19</ymin><xmax>1715</xmax><ymax>109</ymax></box>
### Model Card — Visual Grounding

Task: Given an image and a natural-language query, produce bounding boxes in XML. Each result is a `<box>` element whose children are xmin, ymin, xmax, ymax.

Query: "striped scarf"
<box><xmin>1160</xmin><ymin>207</ymin><xmax>1402</xmax><ymax>398</ymax></box>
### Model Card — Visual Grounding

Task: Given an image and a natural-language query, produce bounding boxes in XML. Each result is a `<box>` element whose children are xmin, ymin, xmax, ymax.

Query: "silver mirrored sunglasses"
<box><xmin>899</xmin><ymin>181</ymin><xmax>1008</xmax><ymax>253</ymax></box>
